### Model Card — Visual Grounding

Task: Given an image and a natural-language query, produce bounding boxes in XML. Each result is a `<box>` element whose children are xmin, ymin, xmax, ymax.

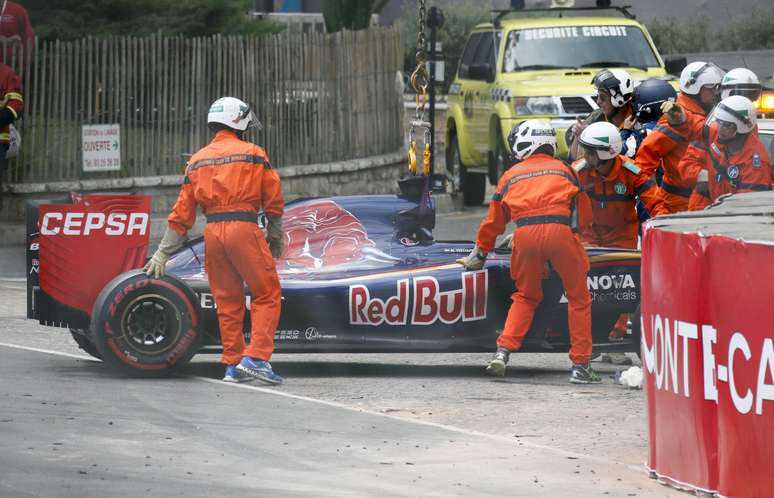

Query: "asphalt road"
<box><xmin>0</xmin><ymin>205</ymin><xmax>685</xmax><ymax>497</ymax></box>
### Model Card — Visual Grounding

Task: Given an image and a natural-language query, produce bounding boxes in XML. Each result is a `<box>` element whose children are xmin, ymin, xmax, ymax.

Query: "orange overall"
<box><xmin>635</xmin><ymin>93</ymin><xmax>707</xmax><ymax>213</ymax></box>
<box><xmin>476</xmin><ymin>154</ymin><xmax>593</xmax><ymax>365</ymax></box>
<box><xmin>686</xmin><ymin>126</ymin><xmax>772</xmax><ymax>209</ymax></box>
<box><xmin>574</xmin><ymin>156</ymin><xmax>666</xmax><ymax>249</ymax></box>
<box><xmin>574</xmin><ymin>155</ymin><xmax>665</xmax><ymax>336</ymax></box>
<box><xmin>168</xmin><ymin>130</ymin><xmax>284</xmax><ymax>365</ymax></box>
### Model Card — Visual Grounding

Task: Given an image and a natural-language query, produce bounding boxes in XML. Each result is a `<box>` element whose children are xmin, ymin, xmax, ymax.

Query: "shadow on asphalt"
<box><xmin>183</xmin><ymin>360</ymin><xmax>569</xmax><ymax>382</ymax></box>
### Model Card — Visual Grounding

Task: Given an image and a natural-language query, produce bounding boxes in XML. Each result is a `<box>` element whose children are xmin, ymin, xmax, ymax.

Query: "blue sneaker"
<box><xmin>223</xmin><ymin>364</ymin><xmax>253</xmax><ymax>383</ymax></box>
<box><xmin>236</xmin><ymin>357</ymin><xmax>284</xmax><ymax>385</ymax></box>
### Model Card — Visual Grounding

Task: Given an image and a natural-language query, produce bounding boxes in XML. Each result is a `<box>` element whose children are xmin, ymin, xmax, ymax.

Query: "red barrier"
<box><xmin>641</xmin><ymin>226</ymin><xmax>774</xmax><ymax>497</ymax></box>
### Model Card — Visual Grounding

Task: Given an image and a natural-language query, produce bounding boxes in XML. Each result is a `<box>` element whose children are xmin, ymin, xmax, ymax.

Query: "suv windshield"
<box><xmin>503</xmin><ymin>25</ymin><xmax>659</xmax><ymax>72</ymax></box>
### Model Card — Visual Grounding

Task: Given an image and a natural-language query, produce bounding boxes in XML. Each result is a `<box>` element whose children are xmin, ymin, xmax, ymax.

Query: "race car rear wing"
<box><xmin>27</xmin><ymin>193</ymin><xmax>151</xmax><ymax>328</ymax></box>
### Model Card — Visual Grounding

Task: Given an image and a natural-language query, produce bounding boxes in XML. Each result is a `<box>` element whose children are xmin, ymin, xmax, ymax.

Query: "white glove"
<box><xmin>456</xmin><ymin>245</ymin><xmax>487</xmax><ymax>271</ymax></box>
<box><xmin>144</xmin><ymin>227</ymin><xmax>186</xmax><ymax>278</ymax></box>
<box><xmin>266</xmin><ymin>214</ymin><xmax>284</xmax><ymax>259</ymax></box>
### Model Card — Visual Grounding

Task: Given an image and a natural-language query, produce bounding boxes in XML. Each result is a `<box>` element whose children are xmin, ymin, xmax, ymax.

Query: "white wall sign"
<box><xmin>82</xmin><ymin>124</ymin><xmax>121</xmax><ymax>172</ymax></box>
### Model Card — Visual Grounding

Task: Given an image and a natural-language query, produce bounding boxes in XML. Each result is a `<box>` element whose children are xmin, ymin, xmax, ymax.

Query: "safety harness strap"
<box><xmin>635</xmin><ymin>177</ymin><xmax>658</xmax><ymax>195</ymax></box>
<box><xmin>205</xmin><ymin>211</ymin><xmax>258</xmax><ymax>224</ymax></box>
<box><xmin>514</xmin><ymin>215</ymin><xmax>570</xmax><ymax>228</ymax></box>
<box><xmin>661</xmin><ymin>181</ymin><xmax>692</xmax><ymax>197</ymax></box>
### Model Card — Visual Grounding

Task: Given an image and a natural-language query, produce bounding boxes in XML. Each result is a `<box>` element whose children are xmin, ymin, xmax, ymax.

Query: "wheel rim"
<box><xmin>121</xmin><ymin>294</ymin><xmax>182</xmax><ymax>355</ymax></box>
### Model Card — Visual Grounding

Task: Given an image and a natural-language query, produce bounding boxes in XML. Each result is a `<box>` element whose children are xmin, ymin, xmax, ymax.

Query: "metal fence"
<box><xmin>5</xmin><ymin>27</ymin><xmax>404</xmax><ymax>183</ymax></box>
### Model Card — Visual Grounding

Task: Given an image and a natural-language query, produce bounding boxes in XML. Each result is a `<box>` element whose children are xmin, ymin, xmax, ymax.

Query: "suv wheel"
<box><xmin>447</xmin><ymin>132</ymin><xmax>485</xmax><ymax>206</ymax></box>
<box><xmin>488</xmin><ymin>126</ymin><xmax>509</xmax><ymax>185</ymax></box>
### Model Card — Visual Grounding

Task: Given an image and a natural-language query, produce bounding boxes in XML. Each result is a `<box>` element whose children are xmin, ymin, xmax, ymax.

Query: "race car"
<box><xmin>26</xmin><ymin>178</ymin><xmax>642</xmax><ymax>376</ymax></box>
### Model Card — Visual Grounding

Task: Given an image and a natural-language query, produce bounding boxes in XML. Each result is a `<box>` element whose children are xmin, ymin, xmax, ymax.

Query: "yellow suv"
<box><xmin>445</xmin><ymin>7</ymin><xmax>682</xmax><ymax>205</ymax></box>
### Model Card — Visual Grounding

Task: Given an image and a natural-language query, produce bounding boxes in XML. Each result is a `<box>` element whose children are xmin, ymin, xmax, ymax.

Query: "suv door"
<box><xmin>467</xmin><ymin>31</ymin><xmax>498</xmax><ymax>161</ymax></box>
<box><xmin>454</xmin><ymin>32</ymin><xmax>484</xmax><ymax>165</ymax></box>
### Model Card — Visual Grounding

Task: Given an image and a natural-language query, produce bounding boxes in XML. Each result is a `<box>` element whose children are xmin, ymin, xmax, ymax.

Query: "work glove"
<box><xmin>456</xmin><ymin>245</ymin><xmax>487</xmax><ymax>271</ymax></box>
<box><xmin>694</xmin><ymin>169</ymin><xmax>710</xmax><ymax>197</ymax></box>
<box><xmin>144</xmin><ymin>227</ymin><xmax>186</xmax><ymax>278</ymax></box>
<box><xmin>265</xmin><ymin>214</ymin><xmax>284</xmax><ymax>259</ymax></box>
<box><xmin>661</xmin><ymin>101</ymin><xmax>686</xmax><ymax>126</ymax></box>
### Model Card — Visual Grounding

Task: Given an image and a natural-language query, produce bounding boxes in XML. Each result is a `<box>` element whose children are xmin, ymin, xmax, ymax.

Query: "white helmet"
<box><xmin>507</xmin><ymin>119</ymin><xmax>556</xmax><ymax>160</ymax></box>
<box><xmin>708</xmin><ymin>95</ymin><xmax>757</xmax><ymax>135</ymax></box>
<box><xmin>578</xmin><ymin>121</ymin><xmax>622</xmax><ymax>160</ymax></box>
<box><xmin>592</xmin><ymin>69</ymin><xmax>635</xmax><ymax>108</ymax></box>
<box><xmin>720</xmin><ymin>68</ymin><xmax>762</xmax><ymax>101</ymax></box>
<box><xmin>679</xmin><ymin>61</ymin><xmax>725</xmax><ymax>95</ymax></box>
<box><xmin>207</xmin><ymin>97</ymin><xmax>262</xmax><ymax>132</ymax></box>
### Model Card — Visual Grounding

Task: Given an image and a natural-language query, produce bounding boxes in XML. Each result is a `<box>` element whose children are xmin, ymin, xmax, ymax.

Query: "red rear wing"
<box><xmin>28</xmin><ymin>194</ymin><xmax>151</xmax><ymax>326</ymax></box>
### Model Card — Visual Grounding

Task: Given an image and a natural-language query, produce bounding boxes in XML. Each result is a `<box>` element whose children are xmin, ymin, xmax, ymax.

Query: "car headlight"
<box><xmin>513</xmin><ymin>96</ymin><xmax>561</xmax><ymax>116</ymax></box>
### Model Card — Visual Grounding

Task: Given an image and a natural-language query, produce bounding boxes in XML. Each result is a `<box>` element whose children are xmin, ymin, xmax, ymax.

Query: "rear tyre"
<box><xmin>447</xmin><ymin>132</ymin><xmax>486</xmax><ymax>206</ymax></box>
<box><xmin>90</xmin><ymin>271</ymin><xmax>202</xmax><ymax>377</ymax></box>
<box><xmin>69</xmin><ymin>328</ymin><xmax>102</xmax><ymax>360</ymax></box>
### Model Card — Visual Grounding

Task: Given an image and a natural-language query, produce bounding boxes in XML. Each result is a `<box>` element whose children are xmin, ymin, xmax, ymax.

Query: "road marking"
<box><xmin>0</xmin><ymin>342</ymin><xmax>98</xmax><ymax>361</ymax></box>
<box><xmin>0</xmin><ymin>341</ymin><xmax>646</xmax><ymax>475</ymax></box>
<box><xmin>195</xmin><ymin>375</ymin><xmax>646</xmax><ymax>474</ymax></box>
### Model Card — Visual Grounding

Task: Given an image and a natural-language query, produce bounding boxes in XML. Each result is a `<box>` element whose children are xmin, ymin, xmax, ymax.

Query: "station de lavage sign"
<box><xmin>82</xmin><ymin>124</ymin><xmax>121</xmax><ymax>172</ymax></box>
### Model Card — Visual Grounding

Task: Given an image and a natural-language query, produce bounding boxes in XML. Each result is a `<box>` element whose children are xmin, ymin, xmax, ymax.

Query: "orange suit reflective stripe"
<box><xmin>168</xmin><ymin>130</ymin><xmax>284</xmax><ymax>364</ymax></box>
<box><xmin>476</xmin><ymin>154</ymin><xmax>592</xmax><ymax>364</ymax></box>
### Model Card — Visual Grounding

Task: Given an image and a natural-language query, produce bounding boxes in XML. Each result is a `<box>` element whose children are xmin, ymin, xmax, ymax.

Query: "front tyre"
<box><xmin>90</xmin><ymin>271</ymin><xmax>202</xmax><ymax>377</ymax></box>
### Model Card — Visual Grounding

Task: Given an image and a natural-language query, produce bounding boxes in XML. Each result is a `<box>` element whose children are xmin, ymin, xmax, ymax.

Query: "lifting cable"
<box><xmin>408</xmin><ymin>0</ymin><xmax>431</xmax><ymax>176</ymax></box>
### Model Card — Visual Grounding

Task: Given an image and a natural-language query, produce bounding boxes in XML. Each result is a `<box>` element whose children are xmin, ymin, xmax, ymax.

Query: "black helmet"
<box><xmin>633</xmin><ymin>78</ymin><xmax>677</xmax><ymax>122</ymax></box>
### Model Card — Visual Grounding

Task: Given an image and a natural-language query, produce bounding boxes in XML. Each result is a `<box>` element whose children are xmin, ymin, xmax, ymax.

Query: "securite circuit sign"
<box><xmin>641</xmin><ymin>227</ymin><xmax>774</xmax><ymax>497</ymax></box>
<box><xmin>82</xmin><ymin>124</ymin><xmax>121</xmax><ymax>172</ymax></box>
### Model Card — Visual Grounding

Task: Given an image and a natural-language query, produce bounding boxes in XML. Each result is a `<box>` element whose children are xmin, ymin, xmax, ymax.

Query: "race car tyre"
<box><xmin>69</xmin><ymin>328</ymin><xmax>102</xmax><ymax>360</ymax></box>
<box><xmin>488</xmin><ymin>127</ymin><xmax>509</xmax><ymax>186</ymax></box>
<box><xmin>90</xmin><ymin>270</ymin><xmax>202</xmax><ymax>377</ymax></box>
<box><xmin>446</xmin><ymin>132</ymin><xmax>485</xmax><ymax>206</ymax></box>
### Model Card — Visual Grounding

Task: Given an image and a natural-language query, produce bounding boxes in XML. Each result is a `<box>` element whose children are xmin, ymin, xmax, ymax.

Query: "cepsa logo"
<box><xmin>40</xmin><ymin>212</ymin><xmax>149</xmax><ymax>236</ymax></box>
<box><xmin>642</xmin><ymin>314</ymin><xmax>774</xmax><ymax>416</ymax></box>
<box><xmin>349</xmin><ymin>270</ymin><xmax>487</xmax><ymax>326</ymax></box>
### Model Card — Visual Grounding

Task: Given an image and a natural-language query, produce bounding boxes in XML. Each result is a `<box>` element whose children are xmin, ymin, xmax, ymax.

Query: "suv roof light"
<box><xmin>492</xmin><ymin>4</ymin><xmax>635</xmax><ymax>29</ymax></box>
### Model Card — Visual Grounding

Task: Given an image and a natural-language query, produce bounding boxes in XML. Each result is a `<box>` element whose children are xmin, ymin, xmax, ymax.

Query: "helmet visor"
<box><xmin>237</xmin><ymin>104</ymin><xmax>263</xmax><ymax>131</ymax></box>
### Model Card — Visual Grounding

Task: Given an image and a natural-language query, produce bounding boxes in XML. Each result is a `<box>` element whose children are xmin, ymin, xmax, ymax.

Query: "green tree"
<box><xmin>321</xmin><ymin>0</ymin><xmax>389</xmax><ymax>33</ymax></box>
<box><xmin>25</xmin><ymin>0</ymin><xmax>284</xmax><ymax>40</ymax></box>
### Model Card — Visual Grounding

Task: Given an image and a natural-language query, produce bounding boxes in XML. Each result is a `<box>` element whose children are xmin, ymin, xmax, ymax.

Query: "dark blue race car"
<box><xmin>27</xmin><ymin>180</ymin><xmax>641</xmax><ymax>376</ymax></box>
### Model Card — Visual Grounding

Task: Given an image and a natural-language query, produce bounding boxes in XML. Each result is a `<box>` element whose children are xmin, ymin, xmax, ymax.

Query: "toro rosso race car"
<box><xmin>26</xmin><ymin>179</ymin><xmax>642</xmax><ymax>376</ymax></box>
